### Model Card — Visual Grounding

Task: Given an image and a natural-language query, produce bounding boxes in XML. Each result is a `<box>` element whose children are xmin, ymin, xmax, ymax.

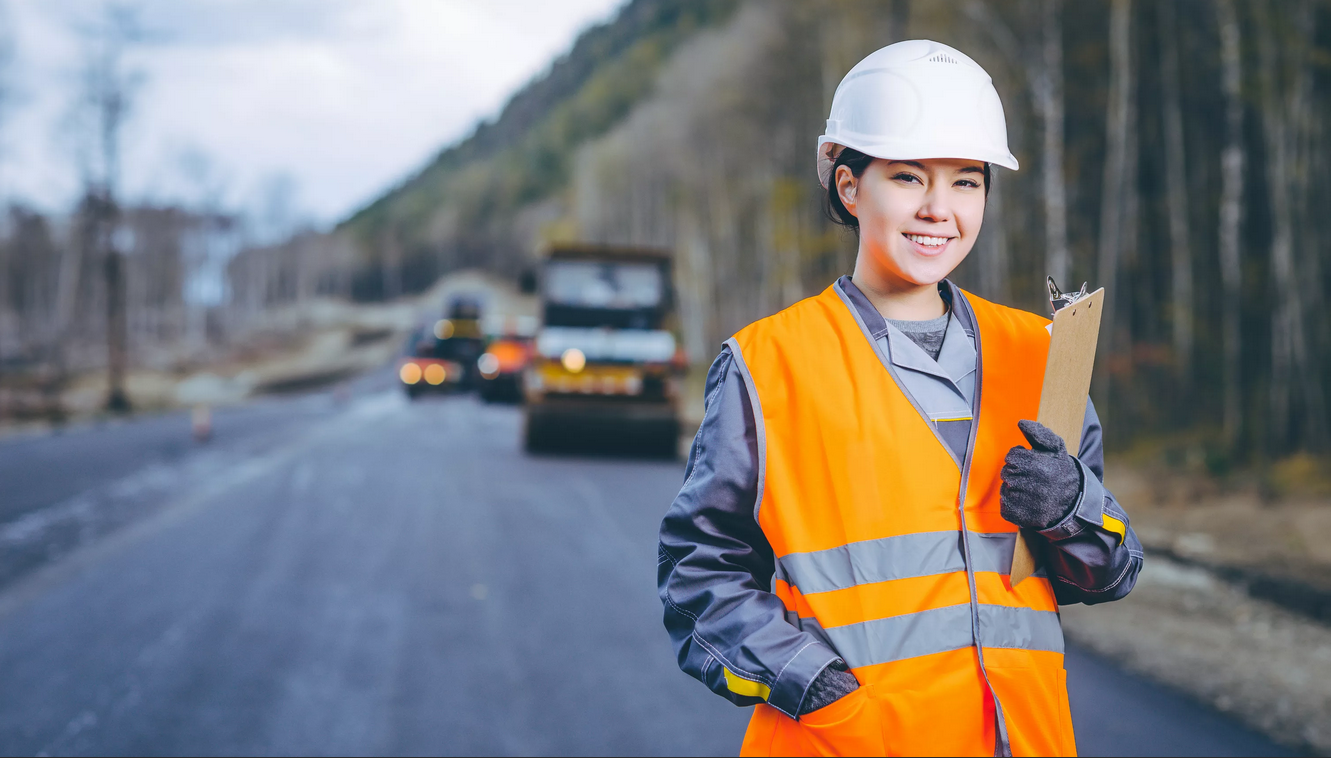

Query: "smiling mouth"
<box><xmin>903</xmin><ymin>233</ymin><xmax>954</xmax><ymax>249</ymax></box>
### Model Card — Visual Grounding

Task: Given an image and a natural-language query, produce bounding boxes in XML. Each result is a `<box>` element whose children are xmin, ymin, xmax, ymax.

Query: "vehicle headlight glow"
<box><xmin>400</xmin><ymin>363</ymin><xmax>422</xmax><ymax>385</ymax></box>
<box><xmin>561</xmin><ymin>348</ymin><xmax>586</xmax><ymax>373</ymax></box>
<box><xmin>424</xmin><ymin>363</ymin><xmax>447</xmax><ymax>385</ymax></box>
<box><xmin>478</xmin><ymin>353</ymin><xmax>500</xmax><ymax>378</ymax></box>
<box><xmin>433</xmin><ymin>319</ymin><xmax>455</xmax><ymax>340</ymax></box>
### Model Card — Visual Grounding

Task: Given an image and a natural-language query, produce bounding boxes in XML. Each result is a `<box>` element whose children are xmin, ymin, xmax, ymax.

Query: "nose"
<box><xmin>916</xmin><ymin>185</ymin><xmax>952</xmax><ymax>224</ymax></box>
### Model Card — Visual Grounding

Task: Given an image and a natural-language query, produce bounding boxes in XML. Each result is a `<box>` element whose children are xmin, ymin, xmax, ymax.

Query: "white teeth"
<box><xmin>906</xmin><ymin>234</ymin><xmax>950</xmax><ymax>247</ymax></box>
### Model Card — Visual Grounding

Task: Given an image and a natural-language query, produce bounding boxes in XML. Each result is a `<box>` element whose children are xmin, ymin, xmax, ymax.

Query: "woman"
<box><xmin>657</xmin><ymin>40</ymin><xmax>1142</xmax><ymax>757</ymax></box>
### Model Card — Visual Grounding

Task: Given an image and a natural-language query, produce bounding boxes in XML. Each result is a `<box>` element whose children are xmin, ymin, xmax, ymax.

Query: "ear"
<box><xmin>835</xmin><ymin>164</ymin><xmax>859</xmax><ymax>218</ymax></box>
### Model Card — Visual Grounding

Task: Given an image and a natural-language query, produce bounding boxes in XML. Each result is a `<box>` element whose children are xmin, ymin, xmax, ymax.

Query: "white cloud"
<box><xmin>1</xmin><ymin>0</ymin><xmax>629</xmax><ymax>223</ymax></box>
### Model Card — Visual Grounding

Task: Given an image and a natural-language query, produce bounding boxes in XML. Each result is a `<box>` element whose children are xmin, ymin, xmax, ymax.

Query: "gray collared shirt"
<box><xmin>880</xmin><ymin>301</ymin><xmax>978</xmax><ymax>462</ymax></box>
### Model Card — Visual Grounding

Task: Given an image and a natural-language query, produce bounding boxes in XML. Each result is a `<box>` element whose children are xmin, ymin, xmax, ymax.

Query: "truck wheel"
<box><xmin>657</xmin><ymin>421</ymin><xmax>681</xmax><ymax>460</ymax></box>
<box><xmin>523</xmin><ymin>415</ymin><xmax>547</xmax><ymax>453</ymax></box>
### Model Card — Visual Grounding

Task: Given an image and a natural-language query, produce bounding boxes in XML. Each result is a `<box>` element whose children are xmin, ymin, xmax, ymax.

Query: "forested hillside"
<box><xmin>337</xmin><ymin>0</ymin><xmax>739</xmax><ymax>298</ymax></box>
<box><xmin>330</xmin><ymin>0</ymin><xmax>1331</xmax><ymax>461</ymax></box>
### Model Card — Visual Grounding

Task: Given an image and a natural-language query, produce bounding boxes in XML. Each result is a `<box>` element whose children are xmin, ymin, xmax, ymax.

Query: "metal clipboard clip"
<box><xmin>1047</xmin><ymin>277</ymin><xmax>1090</xmax><ymax>314</ymax></box>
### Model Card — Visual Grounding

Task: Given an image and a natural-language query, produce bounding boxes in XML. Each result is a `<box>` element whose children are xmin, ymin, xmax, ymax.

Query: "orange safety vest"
<box><xmin>728</xmin><ymin>283</ymin><xmax>1075</xmax><ymax>757</ymax></box>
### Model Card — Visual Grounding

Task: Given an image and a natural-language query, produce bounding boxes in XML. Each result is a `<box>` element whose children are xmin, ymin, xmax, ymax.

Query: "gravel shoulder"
<box><xmin>1062</xmin><ymin>554</ymin><xmax>1331</xmax><ymax>754</ymax></box>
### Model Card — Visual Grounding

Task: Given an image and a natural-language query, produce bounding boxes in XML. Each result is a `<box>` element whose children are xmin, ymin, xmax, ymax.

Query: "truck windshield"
<box><xmin>544</xmin><ymin>260</ymin><xmax>667</xmax><ymax>329</ymax></box>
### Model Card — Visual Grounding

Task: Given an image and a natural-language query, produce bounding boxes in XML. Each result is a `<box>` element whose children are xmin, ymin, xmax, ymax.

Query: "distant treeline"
<box><xmin>334</xmin><ymin>0</ymin><xmax>1331</xmax><ymax>460</ymax></box>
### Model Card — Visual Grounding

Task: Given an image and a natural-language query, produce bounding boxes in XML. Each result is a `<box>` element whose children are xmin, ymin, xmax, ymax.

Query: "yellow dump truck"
<box><xmin>523</xmin><ymin>245</ymin><xmax>686</xmax><ymax>457</ymax></box>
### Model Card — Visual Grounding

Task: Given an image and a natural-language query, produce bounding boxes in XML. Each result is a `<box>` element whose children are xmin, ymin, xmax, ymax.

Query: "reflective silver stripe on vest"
<box><xmin>978</xmin><ymin>605</ymin><xmax>1065</xmax><ymax>654</ymax></box>
<box><xmin>802</xmin><ymin>604</ymin><xmax>1064</xmax><ymax>669</ymax></box>
<box><xmin>779</xmin><ymin>531</ymin><xmax>1041</xmax><ymax>595</ymax></box>
<box><xmin>825</xmin><ymin>604</ymin><xmax>975</xmax><ymax>666</ymax></box>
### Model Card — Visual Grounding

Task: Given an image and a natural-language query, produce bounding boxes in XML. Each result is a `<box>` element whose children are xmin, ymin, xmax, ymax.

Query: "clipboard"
<box><xmin>1009</xmin><ymin>284</ymin><xmax>1105</xmax><ymax>586</ymax></box>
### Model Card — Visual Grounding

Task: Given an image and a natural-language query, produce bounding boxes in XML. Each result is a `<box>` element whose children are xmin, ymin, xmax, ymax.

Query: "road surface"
<box><xmin>0</xmin><ymin>375</ymin><xmax>1294</xmax><ymax>755</ymax></box>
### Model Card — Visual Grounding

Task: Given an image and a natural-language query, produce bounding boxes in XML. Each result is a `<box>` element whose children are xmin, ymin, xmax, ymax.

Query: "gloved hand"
<box><xmin>1000</xmin><ymin>420</ymin><xmax>1082</xmax><ymax>531</ymax></box>
<box><xmin>798</xmin><ymin>659</ymin><xmax>859</xmax><ymax>716</ymax></box>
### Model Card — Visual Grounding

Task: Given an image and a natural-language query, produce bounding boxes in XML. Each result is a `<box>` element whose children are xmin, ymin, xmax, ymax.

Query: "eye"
<box><xmin>892</xmin><ymin>172</ymin><xmax>923</xmax><ymax>185</ymax></box>
<box><xmin>955</xmin><ymin>178</ymin><xmax>980</xmax><ymax>189</ymax></box>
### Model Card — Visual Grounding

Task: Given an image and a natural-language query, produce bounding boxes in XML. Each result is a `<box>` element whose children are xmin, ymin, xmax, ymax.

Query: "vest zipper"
<box><xmin>954</xmin><ymin>289</ymin><xmax>1013</xmax><ymax>758</ymax></box>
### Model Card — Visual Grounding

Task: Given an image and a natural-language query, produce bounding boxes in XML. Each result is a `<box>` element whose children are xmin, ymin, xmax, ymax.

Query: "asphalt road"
<box><xmin>0</xmin><ymin>378</ymin><xmax>1294</xmax><ymax>756</ymax></box>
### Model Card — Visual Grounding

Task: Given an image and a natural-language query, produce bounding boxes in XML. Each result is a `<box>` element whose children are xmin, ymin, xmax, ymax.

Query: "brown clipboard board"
<box><xmin>1009</xmin><ymin>287</ymin><xmax>1105</xmax><ymax>586</ymax></box>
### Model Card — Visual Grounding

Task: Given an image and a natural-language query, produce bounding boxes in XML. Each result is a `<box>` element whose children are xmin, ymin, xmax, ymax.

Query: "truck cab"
<box><xmin>523</xmin><ymin>245</ymin><xmax>685</xmax><ymax>456</ymax></box>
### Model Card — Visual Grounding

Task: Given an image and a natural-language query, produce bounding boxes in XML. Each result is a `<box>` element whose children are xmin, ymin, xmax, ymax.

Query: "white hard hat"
<box><xmin>818</xmin><ymin>40</ymin><xmax>1019</xmax><ymax>188</ymax></box>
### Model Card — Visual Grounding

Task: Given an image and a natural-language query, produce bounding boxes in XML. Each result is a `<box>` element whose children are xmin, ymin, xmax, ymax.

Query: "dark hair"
<box><xmin>823</xmin><ymin>148</ymin><xmax>992</xmax><ymax>232</ymax></box>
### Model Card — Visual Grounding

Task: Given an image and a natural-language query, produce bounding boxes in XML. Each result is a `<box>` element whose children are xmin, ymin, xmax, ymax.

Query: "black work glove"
<box><xmin>798</xmin><ymin>659</ymin><xmax>859</xmax><ymax>716</ymax></box>
<box><xmin>1000</xmin><ymin>420</ymin><xmax>1082</xmax><ymax>531</ymax></box>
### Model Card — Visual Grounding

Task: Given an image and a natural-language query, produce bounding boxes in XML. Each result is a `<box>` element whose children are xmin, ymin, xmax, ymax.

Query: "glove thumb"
<box><xmin>1018</xmin><ymin>419</ymin><xmax>1066</xmax><ymax>455</ymax></box>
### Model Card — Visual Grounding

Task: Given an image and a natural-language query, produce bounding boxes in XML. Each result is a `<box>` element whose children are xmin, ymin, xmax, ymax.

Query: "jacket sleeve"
<box><xmin>658</xmin><ymin>347</ymin><xmax>843</xmax><ymax>719</ymax></box>
<box><xmin>1036</xmin><ymin>398</ymin><xmax>1145</xmax><ymax>605</ymax></box>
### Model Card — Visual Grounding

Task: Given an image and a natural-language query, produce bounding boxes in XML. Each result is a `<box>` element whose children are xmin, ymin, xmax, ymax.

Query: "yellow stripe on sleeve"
<box><xmin>723</xmin><ymin>668</ymin><xmax>771</xmax><ymax>700</ymax></box>
<box><xmin>1101</xmin><ymin>513</ymin><xmax>1127</xmax><ymax>546</ymax></box>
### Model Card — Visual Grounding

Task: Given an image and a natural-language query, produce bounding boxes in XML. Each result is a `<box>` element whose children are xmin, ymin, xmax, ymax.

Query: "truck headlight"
<box><xmin>478</xmin><ymin>353</ymin><xmax>500</xmax><ymax>378</ymax></box>
<box><xmin>561</xmin><ymin>348</ymin><xmax>586</xmax><ymax>373</ymax></box>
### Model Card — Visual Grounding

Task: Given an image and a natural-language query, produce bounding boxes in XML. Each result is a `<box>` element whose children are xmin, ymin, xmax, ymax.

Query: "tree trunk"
<box><xmin>1284</xmin><ymin>2</ymin><xmax>1324</xmax><ymax>449</ymax></box>
<box><xmin>1040</xmin><ymin>0</ymin><xmax>1069</xmax><ymax>289</ymax></box>
<box><xmin>675</xmin><ymin>203</ymin><xmax>712</xmax><ymax>365</ymax></box>
<box><xmin>890</xmin><ymin>0</ymin><xmax>910</xmax><ymax>41</ymax></box>
<box><xmin>1215</xmin><ymin>0</ymin><xmax>1244</xmax><ymax>450</ymax></box>
<box><xmin>979</xmin><ymin>177</ymin><xmax>1010</xmax><ymax>303</ymax></box>
<box><xmin>1257</xmin><ymin>16</ymin><xmax>1293</xmax><ymax>448</ymax></box>
<box><xmin>53</xmin><ymin>207</ymin><xmax>91</xmax><ymax>382</ymax></box>
<box><xmin>1095</xmin><ymin>0</ymin><xmax>1132</xmax><ymax>411</ymax></box>
<box><xmin>704</xmin><ymin>152</ymin><xmax>741</xmax><ymax>340</ymax></box>
<box><xmin>1158</xmin><ymin>0</ymin><xmax>1193</xmax><ymax>384</ymax></box>
<box><xmin>104</xmin><ymin>232</ymin><xmax>130</xmax><ymax>412</ymax></box>
<box><xmin>0</xmin><ymin>225</ymin><xmax>8</xmax><ymax>378</ymax></box>
<box><xmin>1257</xmin><ymin>0</ymin><xmax>1319</xmax><ymax>450</ymax></box>
<box><xmin>1293</xmin><ymin>24</ymin><xmax>1327</xmax><ymax>451</ymax></box>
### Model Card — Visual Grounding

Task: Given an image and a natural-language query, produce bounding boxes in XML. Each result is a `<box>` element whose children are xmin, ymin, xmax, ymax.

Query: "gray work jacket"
<box><xmin>657</xmin><ymin>277</ymin><xmax>1144</xmax><ymax>719</ymax></box>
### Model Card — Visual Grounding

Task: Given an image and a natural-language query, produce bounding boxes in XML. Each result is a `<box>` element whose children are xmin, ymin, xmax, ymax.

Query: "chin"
<box><xmin>896</xmin><ymin>259</ymin><xmax>963</xmax><ymax>287</ymax></box>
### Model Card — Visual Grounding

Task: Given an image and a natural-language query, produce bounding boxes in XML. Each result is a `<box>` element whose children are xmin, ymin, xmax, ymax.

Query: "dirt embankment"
<box><xmin>1062</xmin><ymin>462</ymin><xmax>1331</xmax><ymax>754</ymax></box>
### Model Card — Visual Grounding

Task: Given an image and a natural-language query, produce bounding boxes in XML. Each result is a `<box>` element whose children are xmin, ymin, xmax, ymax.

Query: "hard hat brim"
<box><xmin>818</xmin><ymin>137</ymin><xmax>1019</xmax><ymax>189</ymax></box>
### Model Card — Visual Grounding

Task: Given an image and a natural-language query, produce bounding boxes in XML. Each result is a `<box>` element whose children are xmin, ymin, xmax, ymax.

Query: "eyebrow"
<box><xmin>888</xmin><ymin>160</ymin><xmax>984</xmax><ymax>174</ymax></box>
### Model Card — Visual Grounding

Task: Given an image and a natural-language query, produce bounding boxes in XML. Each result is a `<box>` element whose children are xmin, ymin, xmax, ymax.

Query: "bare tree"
<box><xmin>0</xmin><ymin>5</ymin><xmax>15</xmax><ymax>376</ymax></box>
<box><xmin>176</xmin><ymin>148</ymin><xmax>234</xmax><ymax>354</ymax></box>
<box><xmin>1256</xmin><ymin>0</ymin><xmax>1322</xmax><ymax>450</ymax></box>
<box><xmin>1096</xmin><ymin>0</ymin><xmax>1133</xmax><ymax>401</ymax></box>
<box><xmin>960</xmin><ymin>0</ymin><xmax>1062</xmax><ymax>296</ymax></box>
<box><xmin>73</xmin><ymin>3</ymin><xmax>143</xmax><ymax>412</ymax></box>
<box><xmin>889</xmin><ymin>0</ymin><xmax>910</xmax><ymax>41</ymax></box>
<box><xmin>1215</xmin><ymin>0</ymin><xmax>1244</xmax><ymax>448</ymax></box>
<box><xmin>978</xmin><ymin>177</ymin><xmax>1010</xmax><ymax>302</ymax></box>
<box><xmin>255</xmin><ymin>172</ymin><xmax>300</xmax><ymax>246</ymax></box>
<box><xmin>1037</xmin><ymin>0</ymin><xmax>1068</xmax><ymax>289</ymax></box>
<box><xmin>1158</xmin><ymin>0</ymin><xmax>1193</xmax><ymax>383</ymax></box>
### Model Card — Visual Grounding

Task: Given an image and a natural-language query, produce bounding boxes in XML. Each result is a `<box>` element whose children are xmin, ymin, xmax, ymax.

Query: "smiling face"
<box><xmin>837</xmin><ymin>157</ymin><xmax>987</xmax><ymax>292</ymax></box>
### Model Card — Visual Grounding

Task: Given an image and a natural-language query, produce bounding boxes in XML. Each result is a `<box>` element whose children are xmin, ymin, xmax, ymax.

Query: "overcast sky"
<box><xmin>1</xmin><ymin>0</ymin><xmax>628</xmax><ymax>226</ymax></box>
